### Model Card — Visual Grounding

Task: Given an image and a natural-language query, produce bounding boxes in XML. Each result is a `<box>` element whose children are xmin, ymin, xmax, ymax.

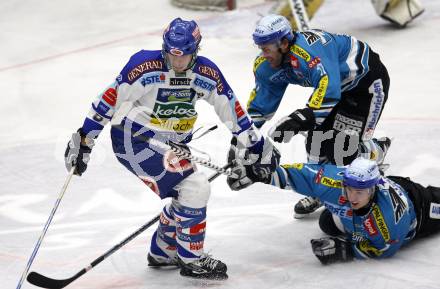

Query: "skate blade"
<box><xmin>182</xmin><ymin>273</ymin><xmax>228</xmax><ymax>284</ymax></box>
<box><xmin>294</xmin><ymin>213</ymin><xmax>307</xmax><ymax>219</ymax></box>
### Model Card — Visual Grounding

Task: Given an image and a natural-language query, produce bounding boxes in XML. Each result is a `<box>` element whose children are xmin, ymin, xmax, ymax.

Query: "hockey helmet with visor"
<box><xmin>252</xmin><ymin>14</ymin><xmax>294</xmax><ymax>46</ymax></box>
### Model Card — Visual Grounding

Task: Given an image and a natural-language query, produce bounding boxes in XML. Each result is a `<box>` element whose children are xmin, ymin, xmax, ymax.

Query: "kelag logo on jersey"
<box><xmin>140</xmin><ymin>72</ymin><xmax>165</xmax><ymax>86</ymax></box>
<box><xmin>152</xmin><ymin>89</ymin><xmax>197</xmax><ymax>132</ymax></box>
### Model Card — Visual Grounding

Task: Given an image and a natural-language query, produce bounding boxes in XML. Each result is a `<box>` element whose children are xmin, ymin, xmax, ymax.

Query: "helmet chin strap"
<box><xmin>187</xmin><ymin>51</ymin><xmax>198</xmax><ymax>70</ymax></box>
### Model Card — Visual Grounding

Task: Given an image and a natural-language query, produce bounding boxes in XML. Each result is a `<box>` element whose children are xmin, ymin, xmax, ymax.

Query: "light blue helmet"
<box><xmin>252</xmin><ymin>14</ymin><xmax>294</xmax><ymax>45</ymax></box>
<box><xmin>343</xmin><ymin>158</ymin><xmax>381</xmax><ymax>189</ymax></box>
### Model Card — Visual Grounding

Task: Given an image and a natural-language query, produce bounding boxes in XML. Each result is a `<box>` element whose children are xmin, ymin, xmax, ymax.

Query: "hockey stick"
<box><xmin>26</xmin><ymin>163</ymin><xmax>232</xmax><ymax>289</ymax></box>
<box><xmin>16</xmin><ymin>167</ymin><xmax>76</xmax><ymax>289</ymax></box>
<box><xmin>288</xmin><ymin>0</ymin><xmax>311</xmax><ymax>31</ymax></box>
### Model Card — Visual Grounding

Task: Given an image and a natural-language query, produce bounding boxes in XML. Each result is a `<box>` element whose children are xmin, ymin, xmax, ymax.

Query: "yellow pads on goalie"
<box><xmin>272</xmin><ymin>0</ymin><xmax>324</xmax><ymax>31</ymax></box>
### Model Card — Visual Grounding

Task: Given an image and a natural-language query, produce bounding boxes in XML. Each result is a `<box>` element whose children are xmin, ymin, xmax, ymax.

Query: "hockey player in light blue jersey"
<box><xmin>227</xmin><ymin>157</ymin><xmax>440</xmax><ymax>264</ymax></box>
<box><xmin>64</xmin><ymin>18</ymin><xmax>280</xmax><ymax>280</ymax></box>
<box><xmin>247</xmin><ymin>14</ymin><xmax>391</xmax><ymax>217</ymax></box>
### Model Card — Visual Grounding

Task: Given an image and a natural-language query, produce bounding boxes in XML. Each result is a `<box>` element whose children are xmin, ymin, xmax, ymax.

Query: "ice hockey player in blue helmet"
<box><xmin>244</xmin><ymin>14</ymin><xmax>392</xmax><ymax>218</ymax></box>
<box><xmin>64</xmin><ymin>17</ymin><xmax>280</xmax><ymax>280</ymax></box>
<box><xmin>227</xmin><ymin>157</ymin><xmax>440</xmax><ymax>264</ymax></box>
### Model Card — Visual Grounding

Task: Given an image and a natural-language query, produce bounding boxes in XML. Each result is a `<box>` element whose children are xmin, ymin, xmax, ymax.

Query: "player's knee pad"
<box><xmin>176</xmin><ymin>171</ymin><xmax>211</xmax><ymax>208</ymax></box>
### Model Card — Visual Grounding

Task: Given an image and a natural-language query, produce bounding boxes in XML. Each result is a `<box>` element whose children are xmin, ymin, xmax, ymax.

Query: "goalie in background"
<box><xmin>227</xmin><ymin>157</ymin><xmax>440</xmax><ymax>264</ymax></box>
<box><xmin>272</xmin><ymin>0</ymin><xmax>424</xmax><ymax>28</ymax></box>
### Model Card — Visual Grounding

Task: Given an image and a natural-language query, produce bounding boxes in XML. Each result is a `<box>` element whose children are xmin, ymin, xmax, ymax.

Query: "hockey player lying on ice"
<box><xmin>227</xmin><ymin>156</ymin><xmax>440</xmax><ymax>264</ymax></box>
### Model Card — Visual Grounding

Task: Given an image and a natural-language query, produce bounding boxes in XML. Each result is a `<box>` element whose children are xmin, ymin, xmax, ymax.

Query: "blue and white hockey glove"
<box><xmin>310</xmin><ymin>236</ymin><xmax>354</xmax><ymax>265</ymax></box>
<box><xmin>269</xmin><ymin>108</ymin><xmax>315</xmax><ymax>143</ymax></box>
<box><xmin>64</xmin><ymin>129</ymin><xmax>95</xmax><ymax>176</ymax></box>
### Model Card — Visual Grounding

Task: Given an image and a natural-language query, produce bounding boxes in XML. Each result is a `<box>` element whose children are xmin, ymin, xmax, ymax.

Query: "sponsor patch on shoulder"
<box><xmin>281</xmin><ymin>163</ymin><xmax>304</xmax><ymax>170</ymax></box>
<box><xmin>429</xmin><ymin>203</ymin><xmax>440</xmax><ymax>219</ymax></box>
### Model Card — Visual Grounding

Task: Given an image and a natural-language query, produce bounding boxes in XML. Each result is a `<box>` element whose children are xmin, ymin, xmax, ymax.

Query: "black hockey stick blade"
<box><xmin>27</xmin><ymin>269</ymin><xmax>84</xmax><ymax>289</ymax></box>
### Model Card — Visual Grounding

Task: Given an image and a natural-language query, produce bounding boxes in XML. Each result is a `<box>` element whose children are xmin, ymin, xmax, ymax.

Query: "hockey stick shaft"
<box><xmin>288</xmin><ymin>0</ymin><xmax>311</xmax><ymax>31</ymax></box>
<box><xmin>16</xmin><ymin>167</ymin><xmax>76</xmax><ymax>289</ymax></box>
<box><xmin>27</xmin><ymin>163</ymin><xmax>232</xmax><ymax>289</ymax></box>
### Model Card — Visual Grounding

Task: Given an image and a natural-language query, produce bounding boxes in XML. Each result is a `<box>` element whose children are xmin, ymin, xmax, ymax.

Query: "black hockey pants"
<box><xmin>306</xmin><ymin>49</ymin><xmax>390</xmax><ymax>166</ymax></box>
<box><xmin>388</xmin><ymin>176</ymin><xmax>440</xmax><ymax>238</ymax></box>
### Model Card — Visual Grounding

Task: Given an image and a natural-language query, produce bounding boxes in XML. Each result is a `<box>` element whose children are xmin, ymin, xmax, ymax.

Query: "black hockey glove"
<box><xmin>310</xmin><ymin>236</ymin><xmax>354</xmax><ymax>265</ymax></box>
<box><xmin>269</xmin><ymin>108</ymin><xmax>315</xmax><ymax>143</ymax></box>
<box><xmin>227</xmin><ymin>137</ymin><xmax>280</xmax><ymax>191</ymax></box>
<box><xmin>64</xmin><ymin>129</ymin><xmax>95</xmax><ymax>176</ymax></box>
<box><xmin>227</xmin><ymin>161</ymin><xmax>274</xmax><ymax>190</ymax></box>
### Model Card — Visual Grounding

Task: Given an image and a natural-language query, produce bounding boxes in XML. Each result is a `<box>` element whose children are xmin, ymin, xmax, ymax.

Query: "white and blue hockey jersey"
<box><xmin>80</xmin><ymin>50</ymin><xmax>261</xmax><ymax>148</ymax></box>
<box><xmin>248</xmin><ymin>30</ymin><xmax>370</xmax><ymax>128</ymax></box>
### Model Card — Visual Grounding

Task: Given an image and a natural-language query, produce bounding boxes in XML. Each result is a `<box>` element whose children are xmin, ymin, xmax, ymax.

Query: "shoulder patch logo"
<box><xmin>321</xmin><ymin>177</ymin><xmax>342</xmax><ymax>188</ymax></box>
<box><xmin>253</xmin><ymin>56</ymin><xmax>266</xmax><ymax>72</ymax></box>
<box><xmin>429</xmin><ymin>203</ymin><xmax>440</xmax><ymax>219</ymax></box>
<box><xmin>308</xmin><ymin>57</ymin><xmax>321</xmax><ymax>69</ymax></box>
<box><xmin>127</xmin><ymin>60</ymin><xmax>164</xmax><ymax>82</ymax></box>
<box><xmin>291</xmin><ymin>45</ymin><xmax>311</xmax><ymax>62</ymax></box>
<box><xmin>290</xmin><ymin>55</ymin><xmax>299</xmax><ymax>69</ymax></box>
<box><xmin>282</xmin><ymin>163</ymin><xmax>304</xmax><ymax>170</ymax></box>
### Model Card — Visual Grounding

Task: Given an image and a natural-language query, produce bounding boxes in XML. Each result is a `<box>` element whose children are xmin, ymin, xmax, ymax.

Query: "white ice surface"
<box><xmin>1</xmin><ymin>0</ymin><xmax>440</xmax><ymax>288</ymax></box>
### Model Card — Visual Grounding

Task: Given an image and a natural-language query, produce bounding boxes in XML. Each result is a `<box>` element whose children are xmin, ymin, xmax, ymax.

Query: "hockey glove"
<box><xmin>227</xmin><ymin>137</ymin><xmax>280</xmax><ymax>191</ymax></box>
<box><xmin>310</xmin><ymin>236</ymin><xmax>354</xmax><ymax>265</ymax></box>
<box><xmin>227</xmin><ymin>161</ymin><xmax>275</xmax><ymax>191</ymax></box>
<box><xmin>64</xmin><ymin>129</ymin><xmax>95</xmax><ymax>176</ymax></box>
<box><xmin>269</xmin><ymin>108</ymin><xmax>315</xmax><ymax>143</ymax></box>
<box><xmin>227</xmin><ymin>136</ymin><xmax>240</xmax><ymax>165</ymax></box>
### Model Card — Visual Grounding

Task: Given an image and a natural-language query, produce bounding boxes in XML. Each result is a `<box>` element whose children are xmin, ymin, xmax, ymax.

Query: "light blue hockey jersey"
<box><xmin>248</xmin><ymin>30</ymin><xmax>370</xmax><ymax>128</ymax></box>
<box><xmin>271</xmin><ymin>163</ymin><xmax>418</xmax><ymax>259</ymax></box>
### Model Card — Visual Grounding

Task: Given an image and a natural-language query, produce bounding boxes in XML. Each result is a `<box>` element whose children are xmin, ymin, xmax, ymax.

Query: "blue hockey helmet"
<box><xmin>343</xmin><ymin>158</ymin><xmax>381</xmax><ymax>189</ymax></box>
<box><xmin>252</xmin><ymin>14</ymin><xmax>294</xmax><ymax>46</ymax></box>
<box><xmin>163</xmin><ymin>18</ymin><xmax>202</xmax><ymax>56</ymax></box>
